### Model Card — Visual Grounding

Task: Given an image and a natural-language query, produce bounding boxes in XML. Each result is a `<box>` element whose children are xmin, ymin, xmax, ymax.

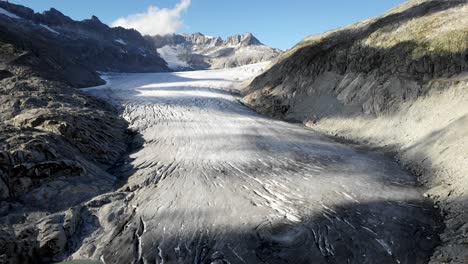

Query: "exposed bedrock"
<box><xmin>0</xmin><ymin>75</ymin><xmax>132</xmax><ymax>263</ymax></box>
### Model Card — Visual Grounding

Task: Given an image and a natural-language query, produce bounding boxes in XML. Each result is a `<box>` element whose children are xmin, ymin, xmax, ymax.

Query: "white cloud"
<box><xmin>112</xmin><ymin>0</ymin><xmax>190</xmax><ymax>36</ymax></box>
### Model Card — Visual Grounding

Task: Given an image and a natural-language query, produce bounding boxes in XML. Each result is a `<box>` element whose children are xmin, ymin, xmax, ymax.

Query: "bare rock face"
<box><xmin>224</xmin><ymin>33</ymin><xmax>262</xmax><ymax>47</ymax></box>
<box><xmin>37</xmin><ymin>215</ymin><xmax>68</xmax><ymax>259</ymax></box>
<box><xmin>243</xmin><ymin>1</ymin><xmax>468</xmax><ymax>263</ymax></box>
<box><xmin>0</xmin><ymin>74</ymin><xmax>131</xmax><ymax>263</ymax></box>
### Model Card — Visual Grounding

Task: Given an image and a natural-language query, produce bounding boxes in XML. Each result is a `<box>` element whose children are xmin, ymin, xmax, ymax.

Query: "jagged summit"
<box><xmin>224</xmin><ymin>32</ymin><xmax>262</xmax><ymax>47</ymax></box>
<box><xmin>90</xmin><ymin>15</ymin><xmax>100</xmax><ymax>21</ymax></box>
<box><xmin>181</xmin><ymin>32</ymin><xmax>223</xmax><ymax>46</ymax></box>
<box><xmin>178</xmin><ymin>32</ymin><xmax>263</xmax><ymax>47</ymax></box>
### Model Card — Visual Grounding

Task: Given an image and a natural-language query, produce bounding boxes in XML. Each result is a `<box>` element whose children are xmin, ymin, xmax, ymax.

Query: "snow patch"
<box><xmin>40</xmin><ymin>24</ymin><xmax>60</xmax><ymax>34</ymax></box>
<box><xmin>115</xmin><ymin>39</ymin><xmax>127</xmax><ymax>45</ymax></box>
<box><xmin>157</xmin><ymin>45</ymin><xmax>190</xmax><ymax>70</ymax></box>
<box><xmin>0</xmin><ymin>7</ymin><xmax>20</xmax><ymax>19</ymax></box>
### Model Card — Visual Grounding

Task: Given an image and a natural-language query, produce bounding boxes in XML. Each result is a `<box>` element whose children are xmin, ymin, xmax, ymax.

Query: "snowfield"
<box><xmin>157</xmin><ymin>45</ymin><xmax>191</xmax><ymax>70</ymax></box>
<box><xmin>114</xmin><ymin>38</ymin><xmax>127</xmax><ymax>45</ymax></box>
<box><xmin>81</xmin><ymin>63</ymin><xmax>439</xmax><ymax>263</ymax></box>
<box><xmin>40</xmin><ymin>24</ymin><xmax>60</xmax><ymax>34</ymax></box>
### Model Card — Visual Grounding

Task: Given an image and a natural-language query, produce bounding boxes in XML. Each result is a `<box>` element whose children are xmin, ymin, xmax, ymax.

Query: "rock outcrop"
<box><xmin>243</xmin><ymin>1</ymin><xmax>468</xmax><ymax>263</ymax></box>
<box><xmin>0</xmin><ymin>73</ymin><xmax>133</xmax><ymax>263</ymax></box>
<box><xmin>149</xmin><ymin>32</ymin><xmax>281</xmax><ymax>70</ymax></box>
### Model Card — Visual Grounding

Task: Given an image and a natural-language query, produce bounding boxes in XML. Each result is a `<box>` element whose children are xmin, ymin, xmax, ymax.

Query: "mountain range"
<box><xmin>0</xmin><ymin>2</ymin><xmax>280</xmax><ymax>87</ymax></box>
<box><xmin>149</xmin><ymin>32</ymin><xmax>281</xmax><ymax>70</ymax></box>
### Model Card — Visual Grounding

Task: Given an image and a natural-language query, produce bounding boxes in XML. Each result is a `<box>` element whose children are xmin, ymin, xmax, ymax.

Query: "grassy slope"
<box><xmin>243</xmin><ymin>1</ymin><xmax>468</xmax><ymax>263</ymax></box>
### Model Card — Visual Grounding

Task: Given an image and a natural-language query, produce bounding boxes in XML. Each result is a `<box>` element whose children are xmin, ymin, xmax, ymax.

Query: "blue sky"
<box><xmin>10</xmin><ymin>0</ymin><xmax>406</xmax><ymax>50</ymax></box>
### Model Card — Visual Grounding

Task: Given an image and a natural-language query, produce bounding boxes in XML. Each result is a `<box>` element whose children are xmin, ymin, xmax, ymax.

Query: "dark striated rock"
<box><xmin>0</xmin><ymin>4</ymin><xmax>147</xmax><ymax>261</ymax></box>
<box><xmin>0</xmin><ymin>75</ymin><xmax>132</xmax><ymax>263</ymax></box>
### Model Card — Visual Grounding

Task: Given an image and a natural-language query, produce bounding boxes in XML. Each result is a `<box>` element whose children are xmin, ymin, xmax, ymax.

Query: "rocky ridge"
<box><xmin>0</xmin><ymin>2</ymin><xmax>169</xmax><ymax>87</ymax></box>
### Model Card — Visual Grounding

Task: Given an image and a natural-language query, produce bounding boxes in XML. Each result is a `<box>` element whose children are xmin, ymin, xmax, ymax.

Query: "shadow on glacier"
<box><xmin>133</xmin><ymin>86</ymin><xmax>240</xmax><ymax>97</ymax></box>
<box><xmin>103</xmin><ymin>72</ymin><xmax>229</xmax><ymax>87</ymax></box>
<box><xmin>95</xmin><ymin>198</ymin><xmax>442</xmax><ymax>264</ymax></box>
<box><xmin>61</xmin><ymin>123</ymin><xmax>445</xmax><ymax>263</ymax></box>
<box><xmin>116</xmin><ymin>85</ymin><xmax>262</xmax><ymax>115</ymax></box>
<box><xmin>58</xmin><ymin>145</ymin><xmax>445</xmax><ymax>263</ymax></box>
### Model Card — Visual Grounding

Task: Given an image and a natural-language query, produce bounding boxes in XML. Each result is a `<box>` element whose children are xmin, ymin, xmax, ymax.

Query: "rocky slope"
<box><xmin>243</xmin><ymin>0</ymin><xmax>468</xmax><ymax>263</ymax></box>
<box><xmin>0</xmin><ymin>4</ymin><xmax>139</xmax><ymax>264</ymax></box>
<box><xmin>0</xmin><ymin>66</ymin><xmax>133</xmax><ymax>264</ymax></box>
<box><xmin>0</xmin><ymin>2</ymin><xmax>169</xmax><ymax>87</ymax></box>
<box><xmin>149</xmin><ymin>32</ymin><xmax>281</xmax><ymax>70</ymax></box>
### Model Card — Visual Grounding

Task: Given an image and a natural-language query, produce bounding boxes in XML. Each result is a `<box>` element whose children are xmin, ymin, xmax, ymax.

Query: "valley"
<box><xmin>76</xmin><ymin>63</ymin><xmax>440</xmax><ymax>263</ymax></box>
<box><xmin>0</xmin><ymin>0</ymin><xmax>466</xmax><ymax>263</ymax></box>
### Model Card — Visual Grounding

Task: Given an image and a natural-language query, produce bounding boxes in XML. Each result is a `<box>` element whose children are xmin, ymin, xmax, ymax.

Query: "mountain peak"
<box><xmin>224</xmin><ymin>32</ymin><xmax>262</xmax><ymax>47</ymax></box>
<box><xmin>41</xmin><ymin>7</ymin><xmax>73</xmax><ymax>25</ymax></box>
<box><xmin>45</xmin><ymin>8</ymin><xmax>65</xmax><ymax>17</ymax></box>
<box><xmin>242</xmin><ymin>32</ymin><xmax>261</xmax><ymax>46</ymax></box>
<box><xmin>90</xmin><ymin>15</ymin><xmax>101</xmax><ymax>22</ymax></box>
<box><xmin>182</xmin><ymin>32</ymin><xmax>222</xmax><ymax>46</ymax></box>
